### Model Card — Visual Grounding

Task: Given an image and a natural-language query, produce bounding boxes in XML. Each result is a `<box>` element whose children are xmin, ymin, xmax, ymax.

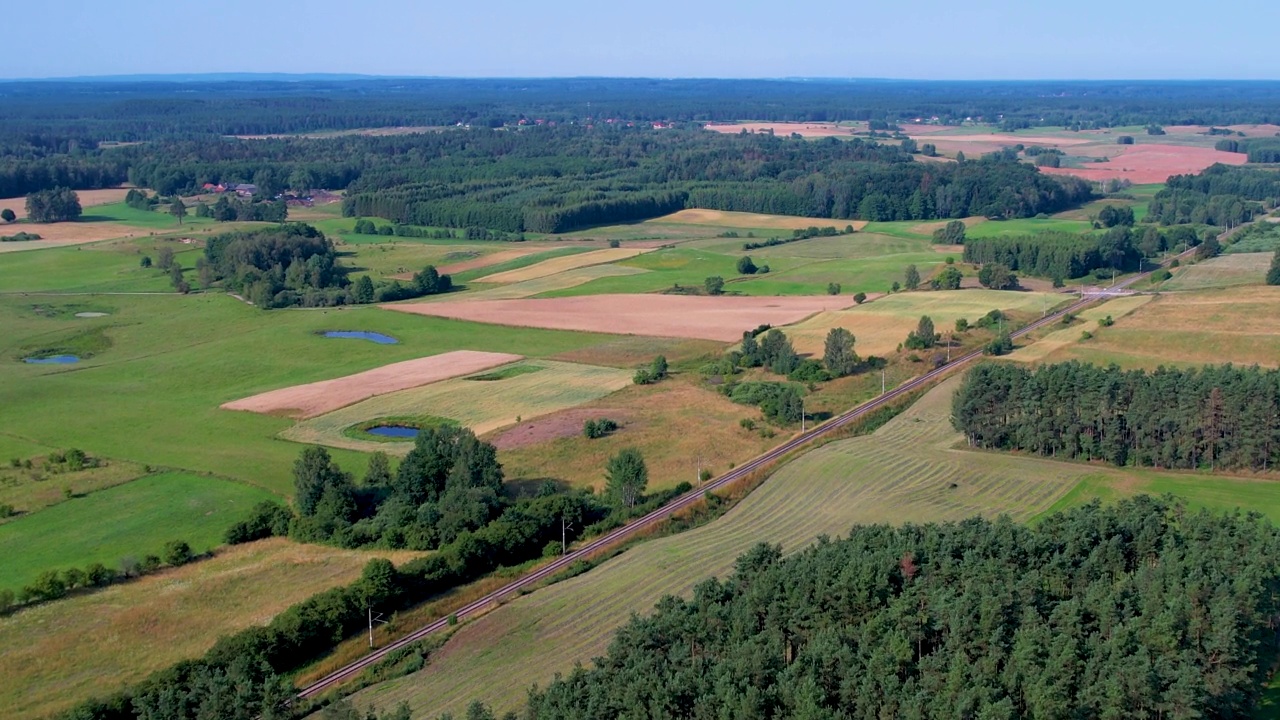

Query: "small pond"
<box><xmin>366</xmin><ymin>425</ymin><xmax>419</xmax><ymax>439</ymax></box>
<box><xmin>24</xmin><ymin>355</ymin><xmax>80</xmax><ymax>364</ymax></box>
<box><xmin>322</xmin><ymin>331</ymin><xmax>399</xmax><ymax>345</ymax></box>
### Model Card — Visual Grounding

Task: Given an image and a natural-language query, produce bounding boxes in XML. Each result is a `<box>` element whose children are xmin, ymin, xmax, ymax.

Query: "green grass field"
<box><xmin>282</xmin><ymin>360</ymin><xmax>633</xmax><ymax>452</ymax></box>
<box><xmin>81</xmin><ymin>202</ymin><xmax>218</xmax><ymax>230</ymax></box>
<box><xmin>0</xmin><ymin>293</ymin><xmax>625</xmax><ymax>495</ymax></box>
<box><xmin>347</xmin><ymin>372</ymin><xmax>1280</xmax><ymax>719</ymax></box>
<box><xmin>0</xmin><ymin>472</ymin><xmax>276</xmax><ymax>591</ymax></box>
<box><xmin>1163</xmin><ymin>253</ymin><xmax>1271</xmax><ymax>290</ymax></box>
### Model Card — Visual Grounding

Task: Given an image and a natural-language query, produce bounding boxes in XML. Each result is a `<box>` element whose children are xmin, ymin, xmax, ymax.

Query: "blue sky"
<box><xmin>8</xmin><ymin>0</ymin><xmax>1276</xmax><ymax>80</ymax></box>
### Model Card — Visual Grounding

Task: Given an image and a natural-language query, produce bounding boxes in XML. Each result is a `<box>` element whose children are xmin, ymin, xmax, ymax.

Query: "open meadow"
<box><xmin>0</xmin><ymin>538</ymin><xmax>424</xmax><ymax>720</ymax></box>
<box><xmin>0</xmin><ymin>471</ymin><xmax>276</xmax><ymax>592</ymax></box>
<box><xmin>348</xmin><ymin>375</ymin><xmax>1280</xmax><ymax>719</ymax></box>
<box><xmin>1043</xmin><ymin>285</ymin><xmax>1280</xmax><ymax>369</ymax></box>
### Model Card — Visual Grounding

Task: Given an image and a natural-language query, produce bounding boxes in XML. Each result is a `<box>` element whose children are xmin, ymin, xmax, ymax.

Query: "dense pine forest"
<box><xmin>953</xmin><ymin>361</ymin><xmax>1280</xmax><ymax>471</ymax></box>
<box><xmin>501</xmin><ymin>498</ymin><xmax>1280</xmax><ymax>719</ymax></box>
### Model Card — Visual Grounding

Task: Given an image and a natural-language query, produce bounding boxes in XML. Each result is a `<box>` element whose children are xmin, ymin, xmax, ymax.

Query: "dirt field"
<box><xmin>0</xmin><ymin>188</ymin><xmax>134</xmax><ymax>222</ymax></box>
<box><xmin>220</xmin><ymin>350</ymin><xmax>523</xmax><ymax>419</ymax></box>
<box><xmin>489</xmin><ymin>407</ymin><xmax>632</xmax><ymax>451</ymax></box>
<box><xmin>0</xmin><ymin>538</ymin><xmax>422</xmax><ymax>720</ymax></box>
<box><xmin>474</xmin><ymin>248</ymin><xmax>648</xmax><ymax>283</ymax></box>
<box><xmin>655</xmin><ymin>208</ymin><xmax>869</xmax><ymax>231</ymax></box>
<box><xmin>386</xmin><ymin>294</ymin><xmax>853</xmax><ymax>342</ymax></box>
<box><xmin>783</xmin><ymin>289</ymin><xmax>1061</xmax><ymax>357</ymax></box>
<box><xmin>703</xmin><ymin>122</ymin><xmax>860</xmax><ymax>137</ymax></box>
<box><xmin>1042</xmin><ymin>144</ymin><xmax>1248</xmax><ymax>184</ymax></box>
<box><xmin>0</xmin><ymin>221</ymin><xmax>139</xmax><ymax>254</ymax></box>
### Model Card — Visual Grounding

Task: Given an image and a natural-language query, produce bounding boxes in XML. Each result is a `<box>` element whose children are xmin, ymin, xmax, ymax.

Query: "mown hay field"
<box><xmin>1045</xmin><ymin>286</ymin><xmax>1280</xmax><ymax>369</ymax></box>
<box><xmin>0</xmin><ymin>458</ymin><xmax>145</xmax><ymax>518</ymax></box>
<box><xmin>451</xmin><ymin>264</ymin><xmax>649</xmax><ymax>300</ymax></box>
<box><xmin>474</xmin><ymin>248</ymin><xmax>649</xmax><ymax>283</ymax></box>
<box><xmin>0</xmin><ymin>472</ymin><xmax>277</xmax><ymax>592</ymax></box>
<box><xmin>783</xmin><ymin>288</ymin><xmax>1061</xmax><ymax>356</ymax></box>
<box><xmin>349</xmin><ymin>376</ymin><xmax>1280</xmax><ymax>719</ymax></box>
<box><xmin>1162</xmin><ymin>252</ymin><xmax>1271</xmax><ymax>291</ymax></box>
<box><xmin>1</xmin><ymin>538</ymin><xmax>423</xmax><ymax>720</ymax></box>
<box><xmin>281</xmin><ymin>361</ymin><xmax>634</xmax><ymax>453</ymax></box>
<box><xmin>1008</xmin><ymin>294</ymin><xmax>1153</xmax><ymax>363</ymax></box>
<box><xmin>653</xmin><ymin>208</ymin><xmax>868</xmax><ymax>231</ymax></box>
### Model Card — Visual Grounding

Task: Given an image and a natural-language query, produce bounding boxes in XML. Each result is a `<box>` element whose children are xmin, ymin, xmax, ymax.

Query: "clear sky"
<box><xmin>7</xmin><ymin>0</ymin><xmax>1276</xmax><ymax>80</ymax></box>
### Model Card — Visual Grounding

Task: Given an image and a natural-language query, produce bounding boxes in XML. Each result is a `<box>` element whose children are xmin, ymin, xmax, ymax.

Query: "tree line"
<box><xmin>1148</xmin><ymin>164</ymin><xmax>1280</xmax><ymax>227</ymax></box>
<box><xmin>953</xmin><ymin>361</ymin><xmax>1280</xmax><ymax>470</ymax></box>
<box><xmin>483</xmin><ymin>496</ymin><xmax>1280</xmax><ymax>719</ymax></box>
<box><xmin>962</xmin><ymin>227</ymin><xmax>1143</xmax><ymax>280</ymax></box>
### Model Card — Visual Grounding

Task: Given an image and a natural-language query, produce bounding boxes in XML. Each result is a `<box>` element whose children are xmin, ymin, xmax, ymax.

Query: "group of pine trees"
<box><xmin>493</xmin><ymin>497</ymin><xmax>1280</xmax><ymax>719</ymax></box>
<box><xmin>962</xmin><ymin>227</ymin><xmax>1142</xmax><ymax>280</ymax></box>
<box><xmin>954</xmin><ymin>361</ymin><xmax>1280</xmax><ymax>470</ymax></box>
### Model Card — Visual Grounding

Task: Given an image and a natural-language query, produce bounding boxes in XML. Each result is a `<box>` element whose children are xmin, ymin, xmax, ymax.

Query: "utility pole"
<box><xmin>801</xmin><ymin>397</ymin><xmax>806</xmax><ymax>433</ymax></box>
<box><xmin>368</xmin><ymin>607</ymin><xmax>388</xmax><ymax>649</ymax></box>
<box><xmin>881</xmin><ymin>368</ymin><xmax>886</xmax><ymax>396</ymax></box>
<box><xmin>561</xmin><ymin>514</ymin><xmax>575</xmax><ymax>556</ymax></box>
<box><xmin>946</xmin><ymin>332</ymin><xmax>952</xmax><ymax>363</ymax></box>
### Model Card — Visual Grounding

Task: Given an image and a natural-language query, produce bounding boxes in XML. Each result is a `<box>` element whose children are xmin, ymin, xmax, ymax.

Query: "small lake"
<box><xmin>24</xmin><ymin>355</ymin><xmax>80</xmax><ymax>364</ymax></box>
<box><xmin>366</xmin><ymin>425</ymin><xmax>419</xmax><ymax>439</ymax></box>
<box><xmin>322</xmin><ymin>331</ymin><xmax>399</xmax><ymax>345</ymax></box>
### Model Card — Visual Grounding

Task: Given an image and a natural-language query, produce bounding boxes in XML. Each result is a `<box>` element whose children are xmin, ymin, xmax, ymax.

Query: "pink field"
<box><xmin>220</xmin><ymin>350</ymin><xmax>523</xmax><ymax>418</ymax></box>
<box><xmin>384</xmin><ymin>294</ymin><xmax>854</xmax><ymax>342</ymax></box>
<box><xmin>1042</xmin><ymin>144</ymin><xmax>1247</xmax><ymax>184</ymax></box>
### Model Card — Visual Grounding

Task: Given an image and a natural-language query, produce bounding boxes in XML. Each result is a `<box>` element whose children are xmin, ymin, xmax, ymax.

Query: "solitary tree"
<box><xmin>823</xmin><ymin>327</ymin><xmax>858</xmax><ymax>377</ymax></box>
<box><xmin>904</xmin><ymin>264</ymin><xmax>921</xmax><ymax>291</ymax></box>
<box><xmin>905</xmin><ymin>315</ymin><xmax>938</xmax><ymax>350</ymax></box>
<box><xmin>605</xmin><ymin>448</ymin><xmax>648</xmax><ymax>509</ymax></box>
<box><xmin>704</xmin><ymin>276</ymin><xmax>725</xmax><ymax>295</ymax></box>
<box><xmin>170</xmin><ymin>198</ymin><xmax>187</xmax><ymax>225</ymax></box>
<box><xmin>156</xmin><ymin>245</ymin><xmax>175</xmax><ymax>271</ymax></box>
<box><xmin>0</xmin><ymin>208</ymin><xmax>14</xmax><ymax>223</ymax></box>
<box><xmin>853</xmin><ymin>292</ymin><xmax>867</xmax><ymax>304</ymax></box>
<box><xmin>736</xmin><ymin>256</ymin><xmax>758</xmax><ymax>275</ymax></box>
<box><xmin>977</xmin><ymin>263</ymin><xmax>1018</xmax><ymax>290</ymax></box>
<box><xmin>933</xmin><ymin>266</ymin><xmax>963</xmax><ymax>290</ymax></box>
<box><xmin>163</xmin><ymin>540</ymin><xmax>194</xmax><ymax>566</ymax></box>
<box><xmin>931</xmin><ymin>220</ymin><xmax>967</xmax><ymax>245</ymax></box>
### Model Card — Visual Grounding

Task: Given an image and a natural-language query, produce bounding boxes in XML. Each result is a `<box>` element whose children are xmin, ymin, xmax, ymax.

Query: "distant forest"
<box><xmin>504</xmin><ymin>497</ymin><xmax>1280</xmax><ymax>719</ymax></box>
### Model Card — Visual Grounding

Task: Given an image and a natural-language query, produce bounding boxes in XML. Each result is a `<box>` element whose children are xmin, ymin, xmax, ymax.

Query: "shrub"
<box><xmin>826</xmin><ymin>282</ymin><xmax>841</xmax><ymax>295</ymax></box>
<box><xmin>608</xmin><ymin>239</ymin><xmax>620</xmax><ymax>248</ymax></box>
<box><xmin>736</xmin><ymin>256</ymin><xmax>757</xmax><ymax>275</ymax></box>
<box><xmin>853</xmin><ymin>292</ymin><xmax>867</xmax><ymax>304</ymax></box>
<box><xmin>583</xmin><ymin>418</ymin><xmax>620</xmax><ymax>439</ymax></box>
<box><xmin>164</xmin><ymin>540</ymin><xmax>195</xmax><ymax>567</ymax></box>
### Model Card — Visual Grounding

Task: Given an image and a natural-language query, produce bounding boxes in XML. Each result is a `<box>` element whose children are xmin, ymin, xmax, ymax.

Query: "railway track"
<box><xmin>297</xmin><ymin>257</ymin><xmax>1173</xmax><ymax>700</ymax></box>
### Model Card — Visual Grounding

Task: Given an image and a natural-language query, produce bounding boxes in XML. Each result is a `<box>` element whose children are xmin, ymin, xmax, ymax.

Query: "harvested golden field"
<box><xmin>1045</xmin><ymin>286</ymin><xmax>1280</xmax><ymax>369</ymax></box>
<box><xmin>1008</xmin><ymin>295</ymin><xmax>1153</xmax><ymax>363</ymax></box>
<box><xmin>281</xmin><ymin>360</ymin><xmax>633</xmax><ymax>453</ymax></box>
<box><xmin>783</xmin><ymin>289</ymin><xmax>1061</xmax><ymax>357</ymax></box>
<box><xmin>388</xmin><ymin>294</ymin><xmax>852</xmax><ymax>342</ymax></box>
<box><xmin>221</xmin><ymin>350</ymin><xmax>523</xmax><ymax>419</ymax></box>
<box><xmin>0</xmin><ymin>221</ymin><xmax>138</xmax><ymax>253</ymax></box>
<box><xmin>474</xmin><ymin>248</ymin><xmax>648</xmax><ymax>283</ymax></box>
<box><xmin>654</xmin><ymin>208</ymin><xmax>869</xmax><ymax>231</ymax></box>
<box><xmin>497</xmin><ymin>380</ymin><xmax>781</xmax><ymax>492</ymax></box>
<box><xmin>0</xmin><ymin>538</ymin><xmax>422</xmax><ymax>720</ymax></box>
<box><xmin>452</xmin><ymin>264</ymin><xmax>649</xmax><ymax>300</ymax></box>
<box><xmin>0</xmin><ymin>188</ymin><xmax>134</xmax><ymax>222</ymax></box>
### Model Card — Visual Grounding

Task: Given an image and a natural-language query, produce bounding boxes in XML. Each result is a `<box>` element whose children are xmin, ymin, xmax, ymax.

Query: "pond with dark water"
<box><xmin>322</xmin><ymin>331</ymin><xmax>399</xmax><ymax>345</ymax></box>
<box><xmin>366</xmin><ymin>425</ymin><xmax>419</xmax><ymax>439</ymax></box>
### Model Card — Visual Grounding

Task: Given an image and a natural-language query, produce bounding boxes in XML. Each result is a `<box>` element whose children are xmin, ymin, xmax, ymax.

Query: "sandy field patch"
<box><xmin>457</xmin><ymin>265</ymin><xmax>649</xmax><ymax>301</ymax></box>
<box><xmin>475</xmin><ymin>248</ymin><xmax>648</xmax><ymax>284</ymax></box>
<box><xmin>1042</xmin><ymin>144</ymin><xmax>1247</xmax><ymax>185</ymax></box>
<box><xmin>655</xmin><ymin>208</ymin><xmax>868</xmax><ymax>231</ymax></box>
<box><xmin>221</xmin><ymin>350</ymin><xmax>523</xmax><ymax>419</ymax></box>
<box><xmin>0</xmin><ymin>187</ymin><xmax>134</xmax><ymax>222</ymax></box>
<box><xmin>0</xmin><ymin>221</ymin><xmax>138</xmax><ymax>254</ymax></box>
<box><xmin>704</xmin><ymin>122</ymin><xmax>859</xmax><ymax>137</ymax></box>
<box><xmin>784</xmin><ymin>289</ymin><xmax>1060</xmax><ymax>357</ymax></box>
<box><xmin>386</xmin><ymin>294</ymin><xmax>853</xmax><ymax>342</ymax></box>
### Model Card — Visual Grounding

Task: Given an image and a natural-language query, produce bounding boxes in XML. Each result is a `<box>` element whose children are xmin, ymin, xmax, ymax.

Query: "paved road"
<box><xmin>297</xmin><ymin>255</ymin><xmax>1177</xmax><ymax>700</ymax></box>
